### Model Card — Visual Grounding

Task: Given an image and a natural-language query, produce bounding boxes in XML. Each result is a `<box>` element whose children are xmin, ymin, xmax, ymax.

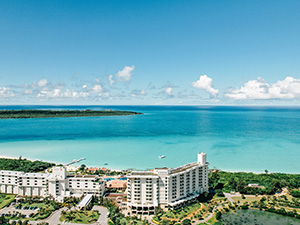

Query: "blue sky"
<box><xmin>1</xmin><ymin>0</ymin><xmax>300</xmax><ymax>105</ymax></box>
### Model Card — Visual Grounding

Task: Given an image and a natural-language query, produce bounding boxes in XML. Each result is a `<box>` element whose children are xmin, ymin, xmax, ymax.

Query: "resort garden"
<box><xmin>59</xmin><ymin>209</ymin><xmax>100</xmax><ymax>224</ymax></box>
<box><xmin>0</xmin><ymin>194</ymin><xmax>15</xmax><ymax>209</ymax></box>
<box><xmin>1</xmin><ymin>196</ymin><xmax>62</xmax><ymax>222</ymax></box>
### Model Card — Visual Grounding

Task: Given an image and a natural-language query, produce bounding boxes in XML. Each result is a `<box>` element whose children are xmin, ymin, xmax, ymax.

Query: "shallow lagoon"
<box><xmin>0</xmin><ymin>105</ymin><xmax>300</xmax><ymax>173</ymax></box>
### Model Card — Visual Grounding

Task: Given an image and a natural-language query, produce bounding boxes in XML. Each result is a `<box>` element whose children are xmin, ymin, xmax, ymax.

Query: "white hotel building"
<box><xmin>126</xmin><ymin>153</ymin><xmax>209</xmax><ymax>216</ymax></box>
<box><xmin>0</xmin><ymin>166</ymin><xmax>105</xmax><ymax>201</ymax></box>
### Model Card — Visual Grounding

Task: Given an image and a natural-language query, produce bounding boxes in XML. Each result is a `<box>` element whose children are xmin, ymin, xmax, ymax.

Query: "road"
<box><xmin>93</xmin><ymin>206</ymin><xmax>109</xmax><ymax>225</ymax></box>
<box><xmin>1</xmin><ymin>206</ymin><xmax>109</xmax><ymax>225</ymax></box>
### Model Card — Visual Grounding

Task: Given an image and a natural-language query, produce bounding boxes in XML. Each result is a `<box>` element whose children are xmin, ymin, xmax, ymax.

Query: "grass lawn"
<box><xmin>0</xmin><ymin>194</ymin><xmax>15</xmax><ymax>209</ymax></box>
<box><xmin>285</xmin><ymin>194</ymin><xmax>297</xmax><ymax>201</ymax></box>
<box><xmin>207</xmin><ymin>214</ymin><xmax>218</xmax><ymax>224</ymax></box>
<box><xmin>161</xmin><ymin>203</ymin><xmax>203</xmax><ymax>220</ymax></box>
<box><xmin>60</xmin><ymin>210</ymin><xmax>100</xmax><ymax>224</ymax></box>
<box><xmin>213</xmin><ymin>195</ymin><xmax>227</xmax><ymax>200</ymax></box>
<box><xmin>22</xmin><ymin>202</ymin><xmax>48</xmax><ymax>208</ymax></box>
<box><xmin>232</xmin><ymin>196</ymin><xmax>261</xmax><ymax>204</ymax></box>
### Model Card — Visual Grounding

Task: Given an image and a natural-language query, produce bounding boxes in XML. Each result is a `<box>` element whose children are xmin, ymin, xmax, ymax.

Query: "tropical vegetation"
<box><xmin>209</xmin><ymin>170</ymin><xmax>300</xmax><ymax>195</ymax></box>
<box><xmin>0</xmin><ymin>194</ymin><xmax>15</xmax><ymax>209</ymax></box>
<box><xmin>0</xmin><ymin>157</ymin><xmax>55</xmax><ymax>172</ymax></box>
<box><xmin>60</xmin><ymin>210</ymin><xmax>99</xmax><ymax>224</ymax></box>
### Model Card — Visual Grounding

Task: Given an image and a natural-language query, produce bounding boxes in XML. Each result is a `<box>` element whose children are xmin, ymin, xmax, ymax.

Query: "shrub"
<box><xmin>290</xmin><ymin>189</ymin><xmax>300</xmax><ymax>198</ymax></box>
<box><xmin>216</xmin><ymin>211</ymin><xmax>222</xmax><ymax>220</ymax></box>
<box><xmin>181</xmin><ymin>219</ymin><xmax>191</xmax><ymax>225</ymax></box>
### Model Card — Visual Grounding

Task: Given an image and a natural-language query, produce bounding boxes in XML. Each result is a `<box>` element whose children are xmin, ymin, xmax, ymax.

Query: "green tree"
<box><xmin>79</xmin><ymin>164</ymin><xmax>86</xmax><ymax>172</ymax></box>
<box><xmin>209</xmin><ymin>171</ymin><xmax>220</xmax><ymax>189</ymax></box>
<box><xmin>181</xmin><ymin>219</ymin><xmax>191</xmax><ymax>225</ymax></box>
<box><xmin>159</xmin><ymin>220</ymin><xmax>171</xmax><ymax>225</ymax></box>
<box><xmin>216</xmin><ymin>211</ymin><xmax>222</xmax><ymax>220</ymax></box>
<box><xmin>0</xmin><ymin>215</ymin><xmax>9</xmax><ymax>224</ymax></box>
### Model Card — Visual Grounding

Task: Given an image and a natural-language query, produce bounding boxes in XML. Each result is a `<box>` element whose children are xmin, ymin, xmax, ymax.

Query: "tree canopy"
<box><xmin>209</xmin><ymin>171</ymin><xmax>300</xmax><ymax>195</ymax></box>
<box><xmin>0</xmin><ymin>158</ymin><xmax>55</xmax><ymax>172</ymax></box>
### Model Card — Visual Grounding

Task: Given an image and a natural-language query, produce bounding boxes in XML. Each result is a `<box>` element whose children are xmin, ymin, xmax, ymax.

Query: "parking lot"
<box><xmin>0</xmin><ymin>205</ymin><xmax>40</xmax><ymax>218</ymax></box>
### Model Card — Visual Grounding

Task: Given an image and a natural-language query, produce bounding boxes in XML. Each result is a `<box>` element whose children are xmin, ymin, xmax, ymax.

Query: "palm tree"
<box><xmin>67</xmin><ymin>203</ymin><xmax>72</xmax><ymax>211</ymax></box>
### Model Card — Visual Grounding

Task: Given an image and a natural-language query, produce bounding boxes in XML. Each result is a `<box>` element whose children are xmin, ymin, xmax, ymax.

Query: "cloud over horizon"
<box><xmin>0</xmin><ymin>87</ymin><xmax>15</xmax><ymax>98</ymax></box>
<box><xmin>1</xmin><ymin>69</ymin><xmax>300</xmax><ymax>105</ymax></box>
<box><xmin>116</xmin><ymin>65</ymin><xmax>135</xmax><ymax>81</ymax></box>
<box><xmin>191</xmin><ymin>75</ymin><xmax>219</xmax><ymax>98</ymax></box>
<box><xmin>225</xmin><ymin>76</ymin><xmax>300</xmax><ymax>100</ymax></box>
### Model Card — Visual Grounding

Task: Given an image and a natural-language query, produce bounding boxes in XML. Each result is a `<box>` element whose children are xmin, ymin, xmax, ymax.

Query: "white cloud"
<box><xmin>165</xmin><ymin>87</ymin><xmax>172</xmax><ymax>96</ymax></box>
<box><xmin>0</xmin><ymin>87</ymin><xmax>14</xmax><ymax>98</ymax></box>
<box><xmin>37</xmin><ymin>89</ymin><xmax>89</xmax><ymax>99</ymax></box>
<box><xmin>82</xmin><ymin>85</ymin><xmax>87</xmax><ymax>89</ymax></box>
<box><xmin>38</xmin><ymin>79</ymin><xmax>48</xmax><ymax>87</ymax></box>
<box><xmin>91</xmin><ymin>84</ymin><xmax>102</xmax><ymax>93</ymax></box>
<box><xmin>116</xmin><ymin>65</ymin><xmax>135</xmax><ymax>81</ymax></box>
<box><xmin>191</xmin><ymin>75</ymin><xmax>219</xmax><ymax>98</ymax></box>
<box><xmin>101</xmin><ymin>92</ymin><xmax>110</xmax><ymax>98</ymax></box>
<box><xmin>108</xmin><ymin>75</ymin><xmax>115</xmax><ymax>86</ymax></box>
<box><xmin>140</xmin><ymin>89</ymin><xmax>146</xmax><ymax>95</ymax></box>
<box><xmin>130</xmin><ymin>89</ymin><xmax>147</xmax><ymax>98</ymax></box>
<box><xmin>225</xmin><ymin>76</ymin><xmax>300</xmax><ymax>100</ymax></box>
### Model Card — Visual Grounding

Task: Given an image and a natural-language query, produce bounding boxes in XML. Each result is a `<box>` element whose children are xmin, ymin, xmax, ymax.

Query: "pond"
<box><xmin>221</xmin><ymin>209</ymin><xmax>300</xmax><ymax>225</ymax></box>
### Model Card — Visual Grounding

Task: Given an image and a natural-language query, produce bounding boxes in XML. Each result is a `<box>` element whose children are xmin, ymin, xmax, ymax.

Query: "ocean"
<box><xmin>0</xmin><ymin>105</ymin><xmax>300</xmax><ymax>173</ymax></box>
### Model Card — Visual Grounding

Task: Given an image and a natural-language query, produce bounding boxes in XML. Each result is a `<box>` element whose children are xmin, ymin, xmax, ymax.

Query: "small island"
<box><xmin>0</xmin><ymin>109</ymin><xmax>142</xmax><ymax>119</ymax></box>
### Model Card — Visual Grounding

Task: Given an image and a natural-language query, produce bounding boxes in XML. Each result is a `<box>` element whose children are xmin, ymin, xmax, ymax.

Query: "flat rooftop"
<box><xmin>0</xmin><ymin>170</ymin><xmax>23</xmax><ymax>176</ymax></box>
<box><xmin>21</xmin><ymin>173</ymin><xmax>48</xmax><ymax>178</ymax></box>
<box><xmin>128</xmin><ymin>161</ymin><xmax>203</xmax><ymax>177</ymax></box>
<box><xmin>171</xmin><ymin>162</ymin><xmax>199</xmax><ymax>174</ymax></box>
<box><xmin>67</xmin><ymin>174</ymin><xmax>98</xmax><ymax>178</ymax></box>
<box><xmin>129</xmin><ymin>171</ymin><xmax>157</xmax><ymax>176</ymax></box>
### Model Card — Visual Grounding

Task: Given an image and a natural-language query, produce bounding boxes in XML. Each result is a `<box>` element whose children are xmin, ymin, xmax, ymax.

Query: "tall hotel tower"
<box><xmin>126</xmin><ymin>153</ymin><xmax>209</xmax><ymax>216</ymax></box>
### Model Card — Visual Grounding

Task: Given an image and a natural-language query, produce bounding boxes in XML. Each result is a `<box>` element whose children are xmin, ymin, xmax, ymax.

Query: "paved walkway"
<box><xmin>224</xmin><ymin>193</ymin><xmax>235</xmax><ymax>204</ymax></box>
<box><xmin>185</xmin><ymin>203</ymin><xmax>205</xmax><ymax>219</ymax></box>
<box><xmin>93</xmin><ymin>206</ymin><xmax>109</xmax><ymax>225</ymax></box>
<box><xmin>194</xmin><ymin>205</ymin><xmax>223</xmax><ymax>224</ymax></box>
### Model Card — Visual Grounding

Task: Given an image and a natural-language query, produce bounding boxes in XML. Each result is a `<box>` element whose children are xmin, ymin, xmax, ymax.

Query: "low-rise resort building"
<box><xmin>126</xmin><ymin>153</ymin><xmax>209</xmax><ymax>216</ymax></box>
<box><xmin>0</xmin><ymin>152</ymin><xmax>209</xmax><ymax>216</ymax></box>
<box><xmin>0</xmin><ymin>166</ymin><xmax>105</xmax><ymax>202</ymax></box>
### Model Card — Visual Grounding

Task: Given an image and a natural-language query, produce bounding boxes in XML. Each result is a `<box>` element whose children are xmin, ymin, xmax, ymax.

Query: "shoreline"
<box><xmin>1</xmin><ymin>155</ymin><xmax>299</xmax><ymax>175</ymax></box>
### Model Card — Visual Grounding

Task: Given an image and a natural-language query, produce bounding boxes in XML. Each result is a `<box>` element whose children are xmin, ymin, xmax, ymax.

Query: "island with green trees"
<box><xmin>0</xmin><ymin>109</ymin><xmax>142</xmax><ymax>119</ymax></box>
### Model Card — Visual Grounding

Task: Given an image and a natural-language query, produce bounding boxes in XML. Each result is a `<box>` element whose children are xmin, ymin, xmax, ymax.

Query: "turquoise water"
<box><xmin>0</xmin><ymin>105</ymin><xmax>300</xmax><ymax>173</ymax></box>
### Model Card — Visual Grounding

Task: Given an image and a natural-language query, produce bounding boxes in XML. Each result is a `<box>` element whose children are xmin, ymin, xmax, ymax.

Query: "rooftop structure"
<box><xmin>126</xmin><ymin>153</ymin><xmax>209</xmax><ymax>216</ymax></box>
<box><xmin>0</xmin><ymin>166</ymin><xmax>105</xmax><ymax>201</ymax></box>
<box><xmin>77</xmin><ymin>194</ymin><xmax>93</xmax><ymax>208</ymax></box>
<box><xmin>107</xmin><ymin>179</ymin><xmax>127</xmax><ymax>190</ymax></box>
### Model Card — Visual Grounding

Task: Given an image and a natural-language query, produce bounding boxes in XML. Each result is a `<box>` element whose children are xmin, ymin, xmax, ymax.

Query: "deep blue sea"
<box><xmin>0</xmin><ymin>105</ymin><xmax>300</xmax><ymax>173</ymax></box>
